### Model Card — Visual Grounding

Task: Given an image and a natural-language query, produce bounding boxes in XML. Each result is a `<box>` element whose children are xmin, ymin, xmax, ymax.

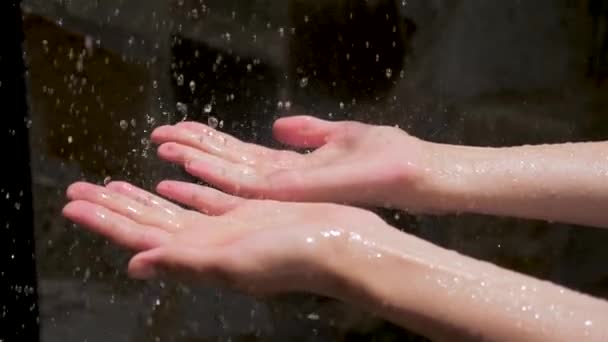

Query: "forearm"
<box><xmin>330</xmin><ymin>226</ymin><xmax>608</xmax><ymax>341</ymax></box>
<box><xmin>421</xmin><ymin>141</ymin><xmax>608</xmax><ymax>228</ymax></box>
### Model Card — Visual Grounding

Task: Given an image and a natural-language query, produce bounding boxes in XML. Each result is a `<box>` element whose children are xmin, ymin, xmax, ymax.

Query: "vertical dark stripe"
<box><xmin>0</xmin><ymin>1</ymin><xmax>40</xmax><ymax>341</ymax></box>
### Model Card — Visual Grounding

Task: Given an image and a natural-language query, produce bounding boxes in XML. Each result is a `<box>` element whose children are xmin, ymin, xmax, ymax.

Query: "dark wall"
<box><xmin>0</xmin><ymin>1</ymin><xmax>40</xmax><ymax>341</ymax></box>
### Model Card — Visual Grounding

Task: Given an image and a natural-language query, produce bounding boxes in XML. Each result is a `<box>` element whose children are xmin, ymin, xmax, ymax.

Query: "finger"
<box><xmin>273</xmin><ymin>115</ymin><xmax>346</xmax><ymax>148</ymax></box>
<box><xmin>157</xmin><ymin>142</ymin><xmax>263</xmax><ymax>194</ymax></box>
<box><xmin>128</xmin><ymin>246</ymin><xmax>228</xmax><ymax>285</ymax></box>
<box><xmin>175</xmin><ymin>121</ymin><xmax>273</xmax><ymax>156</ymax></box>
<box><xmin>157</xmin><ymin>141</ymin><xmax>253</xmax><ymax>167</ymax></box>
<box><xmin>67</xmin><ymin>182</ymin><xmax>185</xmax><ymax>232</ymax></box>
<box><xmin>105</xmin><ymin>181</ymin><xmax>183</xmax><ymax>216</ymax></box>
<box><xmin>62</xmin><ymin>200</ymin><xmax>171</xmax><ymax>251</ymax></box>
<box><xmin>152</xmin><ymin>124</ymin><xmax>263</xmax><ymax>164</ymax></box>
<box><xmin>156</xmin><ymin>181</ymin><xmax>244</xmax><ymax>215</ymax></box>
<box><xmin>183</xmin><ymin>157</ymin><xmax>268</xmax><ymax>197</ymax></box>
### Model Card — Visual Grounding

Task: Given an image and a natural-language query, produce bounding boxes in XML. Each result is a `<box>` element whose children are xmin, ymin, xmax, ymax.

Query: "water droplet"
<box><xmin>152</xmin><ymin>80</ymin><xmax>158</xmax><ymax>89</ymax></box>
<box><xmin>299</xmin><ymin>77</ymin><xmax>309</xmax><ymax>88</ymax></box>
<box><xmin>307</xmin><ymin>313</ymin><xmax>319</xmax><ymax>320</ymax></box>
<box><xmin>585</xmin><ymin>320</ymin><xmax>593</xmax><ymax>327</ymax></box>
<box><xmin>103</xmin><ymin>176</ymin><xmax>112</xmax><ymax>185</ymax></box>
<box><xmin>246</xmin><ymin>64</ymin><xmax>252</xmax><ymax>72</ymax></box>
<box><xmin>339</xmin><ymin>102</ymin><xmax>345</xmax><ymax>109</ymax></box>
<box><xmin>67</xmin><ymin>136</ymin><xmax>73</xmax><ymax>144</ymax></box>
<box><xmin>203</xmin><ymin>103</ymin><xmax>213</xmax><ymax>113</ymax></box>
<box><xmin>130</xmin><ymin>119</ymin><xmax>137</xmax><ymax>127</ymax></box>
<box><xmin>189</xmin><ymin>80</ymin><xmax>196</xmax><ymax>93</ymax></box>
<box><xmin>304</xmin><ymin>15</ymin><xmax>309</xmax><ymax>23</ymax></box>
<box><xmin>385</xmin><ymin>68</ymin><xmax>393</xmax><ymax>79</ymax></box>
<box><xmin>119</xmin><ymin>120</ymin><xmax>128</xmax><ymax>130</ymax></box>
<box><xmin>285</xmin><ymin>101</ymin><xmax>292</xmax><ymax>110</ymax></box>
<box><xmin>278</xmin><ymin>27</ymin><xmax>285</xmax><ymax>37</ymax></box>
<box><xmin>14</xmin><ymin>202</ymin><xmax>21</xmax><ymax>210</ymax></box>
<box><xmin>208</xmin><ymin>116</ymin><xmax>219</xmax><ymax>129</ymax></box>
<box><xmin>277</xmin><ymin>101</ymin><xmax>284</xmax><ymax>109</ymax></box>
<box><xmin>84</xmin><ymin>35</ymin><xmax>94</xmax><ymax>54</ymax></box>
<box><xmin>176</xmin><ymin>102</ymin><xmax>188</xmax><ymax>116</ymax></box>
<box><xmin>177</xmin><ymin>74</ymin><xmax>184</xmax><ymax>86</ymax></box>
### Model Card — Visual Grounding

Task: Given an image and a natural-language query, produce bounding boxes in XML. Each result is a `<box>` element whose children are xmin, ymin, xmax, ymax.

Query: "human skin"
<box><xmin>62</xmin><ymin>181</ymin><xmax>608</xmax><ymax>341</ymax></box>
<box><xmin>150</xmin><ymin>116</ymin><xmax>608</xmax><ymax>228</ymax></box>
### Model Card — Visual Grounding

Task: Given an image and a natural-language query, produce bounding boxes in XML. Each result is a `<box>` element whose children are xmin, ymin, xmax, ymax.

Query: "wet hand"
<box><xmin>62</xmin><ymin>180</ymin><xmax>389</xmax><ymax>297</ymax></box>
<box><xmin>151</xmin><ymin>116</ymin><xmax>438</xmax><ymax>211</ymax></box>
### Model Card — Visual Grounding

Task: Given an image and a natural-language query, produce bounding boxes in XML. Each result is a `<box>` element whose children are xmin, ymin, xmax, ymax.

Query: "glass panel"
<box><xmin>13</xmin><ymin>0</ymin><xmax>608</xmax><ymax>340</ymax></box>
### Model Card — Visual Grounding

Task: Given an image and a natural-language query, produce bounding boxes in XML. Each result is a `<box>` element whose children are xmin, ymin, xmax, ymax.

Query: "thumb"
<box><xmin>272</xmin><ymin>115</ymin><xmax>344</xmax><ymax>148</ymax></box>
<box><xmin>128</xmin><ymin>245</ymin><xmax>228</xmax><ymax>284</ymax></box>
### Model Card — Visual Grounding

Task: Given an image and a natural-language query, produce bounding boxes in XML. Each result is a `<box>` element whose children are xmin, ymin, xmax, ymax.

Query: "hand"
<box><xmin>150</xmin><ymin>116</ymin><xmax>439</xmax><ymax>212</ymax></box>
<box><xmin>62</xmin><ymin>180</ymin><xmax>390</xmax><ymax>297</ymax></box>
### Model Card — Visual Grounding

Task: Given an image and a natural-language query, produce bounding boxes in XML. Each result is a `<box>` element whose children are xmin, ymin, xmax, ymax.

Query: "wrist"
<box><xmin>386</xmin><ymin>136</ymin><xmax>489</xmax><ymax>214</ymax></box>
<box><xmin>325</xmin><ymin>224</ymin><xmax>471</xmax><ymax>339</ymax></box>
<box><xmin>416</xmin><ymin>142</ymin><xmax>504</xmax><ymax>215</ymax></box>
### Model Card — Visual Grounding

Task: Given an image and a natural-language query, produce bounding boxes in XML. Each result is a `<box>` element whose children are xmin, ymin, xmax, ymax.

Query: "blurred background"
<box><xmin>13</xmin><ymin>0</ymin><xmax>608</xmax><ymax>340</ymax></box>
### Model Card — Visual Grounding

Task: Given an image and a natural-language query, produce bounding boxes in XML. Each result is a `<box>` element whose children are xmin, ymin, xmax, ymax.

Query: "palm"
<box><xmin>151</xmin><ymin>116</ymin><xmax>425</xmax><ymax>206</ymax></box>
<box><xmin>62</xmin><ymin>180</ymin><xmax>383</xmax><ymax>296</ymax></box>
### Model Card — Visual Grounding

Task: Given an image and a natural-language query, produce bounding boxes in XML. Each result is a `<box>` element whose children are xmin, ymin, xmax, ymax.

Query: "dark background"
<box><xmin>2</xmin><ymin>0</ymin><xmax>608</xmax><ymax>340</ymax></box>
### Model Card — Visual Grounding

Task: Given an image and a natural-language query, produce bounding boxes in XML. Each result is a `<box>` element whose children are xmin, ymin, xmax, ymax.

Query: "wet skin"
<box><xmin>62</xmin><ymin>116</ymin><xmax>608</xmax><ymax>340</ymax></box>
<box><xmin>63</xmin><ymin>180</ymin><xmax>608</xmax><ymax>341</ymax></box>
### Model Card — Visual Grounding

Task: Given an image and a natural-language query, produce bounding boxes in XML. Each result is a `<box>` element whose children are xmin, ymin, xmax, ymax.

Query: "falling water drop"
<box><xmin>176</xmin><ymin>102</ymin><xmax>188</xmax><ymax>116</ymax></box>
<box><xmin>203</xmin><ymin>103</ymin><xmax>213</xmax><ymax>113</ymax></box>
<box><xmin>84</xmin><ymin>35</ymin><xmax>94</xmax><ymax>54</ymax></box>
<box><xmin>208</xmin><ymin>116</ymin><xmax>219</xmax><ymax>129</ymax></box>
<box><xmin>119</xmin><ymin>120</ymin><xmax>128</xmax><ymax>130</ymax></box>
<box><xmin>299</xmin><ymin>77</ymin><xmax>309</xmax><ymax>88</ymax></box>
<box><xmin>385</xmin><ymin>68</ymin><xmax>393</xmax><ymax>79</ymax></box>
